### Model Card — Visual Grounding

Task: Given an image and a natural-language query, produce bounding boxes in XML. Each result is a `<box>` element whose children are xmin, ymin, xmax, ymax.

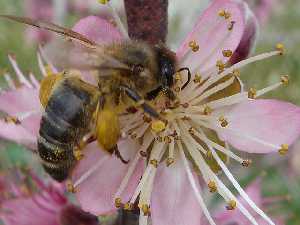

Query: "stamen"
<box><xmin>218</xmin><ymin>116</ymin><xmax>229</xmax><ymax>127</ymax></box>
<box><xmin>3</xmin><ymin>72</ymin><xmax>16</xmax><ymax>89</ymax></box>
<box><xmin>248</xmin><ymin>88</ymin><xmax>257</xmax><ymax>99</ymax></box>
<box><xmin>102</xmin><ymin>0</ymin><xmax>129</xmax><ymax>39</ymax></box>
<box><xmin>208</xmin><ymin>180</ymin><xmax>217</xmax><ymax>193</ymax></box>
<box><xmin>210</xmin><ymin>148</ymin><xmax>275</xmax><ymax>225</ymax></box>
<box><xmin>188</xmin><ymin>40</ymin><xmax>200</xmax><ymax>52</ymax></box>
<box><xmin>275</xmin><ymin>43</ymin><xmax>285</xmax><ymax>55</ymax></box>
<box><xmin>226</xmin><ymin>199</ymin><xmax>237</xmax><ymax>210</ymax></box>
<box><xmin>38</xmin><ymin>45</ymin><xmax>58</xmax><ymax>74</ymax></box>
<box><xmin>278</xmin><ymin>144</ymin><xmax>288</xmax><ymax>155</ymax></box>
<box><xmin>114</xmin><ymin>133</ymin><xmax>154</xmax><ymax>200</ymax></box>
<box><xmin>29</xmin><ymin>73</ymin><xmax>40</xmax><ymax>88</ymax></box>
<box><xmin>222</xmin><ymin>49</ymin><xmax>233</xmax><ymax>57</ymax></box>
<box><xmin>66</xmin><ymin>181</ymin><xmax>77</xmax><ymax>193</ymax></box>
<box><xmin>178</xmin><ymin>142</ymin><xmax>217</xmax><ymax>225</ymax></box>
<box><xmin>151</xmin><ymin>120</ymin><xmax>166</xmax><ymax>133</ymax></box>
<box><xmin>73</xmin><ymin>155</ymin><xmax>109</xmax><ymax>188</ymax></box>
<box><xmin>8</xmin><ymin>54</ymin><xmax>33</xmax><ymax>88</ymax></box>
<box><xmin>166</xmin><ymin>137</ymin><xmax>175</xmax><ymax>166</ymax></box>
<box><xmin>193</xmin><ymin>73</ymin><xmax>202</xmax><ymax>83</ymax></box>
<box><xmin>115</xmin><ymin>197</ymin><xmax>122</xmax><ymax>208</ymax></box>
<box><xmin>227</xmin><ymin>21</ymin><xmax>235</xmax><ymax>31</ymax></box>
<box><xmin>37</xmin><ymin>52</ymin><xmax>47</xmax><ymax>77</ymax></box>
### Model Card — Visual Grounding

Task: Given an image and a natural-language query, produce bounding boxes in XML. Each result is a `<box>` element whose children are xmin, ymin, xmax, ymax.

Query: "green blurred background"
<box><xmin>0</xmin><ymin>0</ymin><xmax>299</xmax><ymax>224</ymax></box>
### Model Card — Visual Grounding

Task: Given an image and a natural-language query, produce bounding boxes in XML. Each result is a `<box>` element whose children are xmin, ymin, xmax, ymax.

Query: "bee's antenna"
<box><xmin>177</xmin><ymin>67</ymin><xmax>191</xmax><ymax>90</ymax></box>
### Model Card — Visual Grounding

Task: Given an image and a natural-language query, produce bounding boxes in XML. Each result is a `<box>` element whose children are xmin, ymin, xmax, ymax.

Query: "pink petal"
<box><xmin>151</xmin><ymin>159</ymin><xmax>202</xmax><ymax>225</ymax></box>
<box><xmin>0</xmin><ymin>88</ymin><xmax>41</xmax><ymax>115</ymax></box>
<box><xmin>176</xmin><ymin>0</ymin><xmax>246</xmax><ymax>75</ymax></box>
<box><xmin>72</xmin><ymin>140</ymin><xmax>143</xmax><ymax>215</ymax></box>
<box><xmin>229</xmin><ymin>6</ymin><xmax>258</xmax><ymax>64</ymax></box>
<box><xmin>220</xmin><ymin>100</ymin><xmax>300</xmax><ymax>153</ymax></box>
<box><xmin>72</xmin><ymin>16</ymin><xmax>122</xmax><ymax>44</ymax></box>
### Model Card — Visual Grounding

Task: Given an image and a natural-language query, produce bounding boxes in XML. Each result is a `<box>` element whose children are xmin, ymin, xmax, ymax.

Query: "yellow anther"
<box><xmin>224</xmin><ymin>12</ymin><xmax>231</xmax><ymax>19</ymax></box>
<box><xmin>4</xmin><ymin>116</ymin><xmax>21</xmax><ymax>124</ymax></box>
<box><xmin>241</xmin><ymin>159</ymin><xmax>252</xmax><ymax>167</ymax></box>
<box><xmin>114</xmin><ymin>198</ymin><xmax>122</xmax><ymax>208</ymax></box>
<box><xmin>203</xmin><ymin>106</ymin><xmax>213</xmax><ymax>115</ymax></box>
<box><xmin>140</xmin><ymin>151</ymin><xmax>147</xmax><ymax>157</ymax></box>
<box><xmin>151</xmin><ymin>120</ymin><xmax>166</xmax><ymax>133</ymax></box>
<box><xmin>188</xmin><ymin>127</ymin><xmax>195</xmax><ymax>135</ymax></box>
<box><xmin>206</xmin><ymin>150</ymin><xmax>213</xmax><ymax>159</ymax></box>
<box><xmin>232</xmin><ymin>69</ymin><xmax>240</xmax><ymax>77</ymax></box>
<box><xmin>124</xmin><ymin>202</ymin><xmax>134</xmax><ymax>210</ymax></box>
<box><xmin>228</xmin><ymin>21</ymin><xmax>235</xmax><ymax>31</ymax></box>
<box><xmin>248</xmin><ymin>88</ymin><xmax>257</xmax><ymax>99</ymax></box>
<box><xmin>216</xmin><ymin>60</ymin><xmax>225</xmax><ymax>72</ymax></box>
<box><xmin>208</xmin><ymin>180</ymin><xmax>217</xmax><ymax>193</ymax></box>
<box><xmin>66</xmin><ymin>181</ymin><xmax>77</xmax><ymax>193</ymax></box>
<box><xmin>218</xmin><ymin>9</ymin><xmax>226</xmax><ymax>17</ymax></box>
<box><xmin>98</xmin><ymin>0</ymin><xmax>109</xmax><ymax>4</ymax></box>
<box><xmin>130</xmin><ymin>133</ymin><xmax>137</xmax><ymax>139</ymax></box>
<box><xmin>181</xmin><ymin>102</ymin><xmax>189</xmax><ymax>108</ymax></box>
<box><xmin>175</xmin><ymin>86</ymin><xmax>181</xmax><ymax>92</ymax></box>
<box><xmin>222</xmin><ymin>49</ymin><xmax>233</xmax><ymax>57</ymax></box>
<box><xmin>73</xmin><ymin>149</ymin><xmax>84</xmax><ymax>161</ymax></box>
<box><xmin>276</xmin><ymin>43</ymin><xmax>285</xmax><ymax>55</ymax></box>
<box><xmin>164</xmin><ymin>136</ymin><xmax>172</xmax><ymax>144</ymax></box>
<box><xmin>143</xmin><ymin>115</ymin><xmax>152</xmax><ymax>123</ymax></box>
<box><xmin>166</xmin><ymin>158</ymin><xmax>175</xmax><ymax>166</ymax></box>
<box><xmin>278</xmin><ymin>144</ymin><xmax>288</xmax><ymax>155</ymax></box>
<box><xmin>156</xmin><ymin>136</ymin><xmax>163</xmax><ymax>142</ymax></box>
<box><xmin>219</xmin><ymin>116</ymin><xmax>229</xmax><ymax>127</ymax></box>
<box><xmin>188</xmin><ymin>40</ymin><xmax>200</xmax><ymax>52</ymax></box>
<box><xmin>150</xmin><ymin>159</ymin><xmax>158</xmax><ymax>168</ymax></box>
<box><xmin>140</xmin><ymin>204</ymin><xmax>151</xmax><ymax>216</ymax></box>
<box><xmin>280</xmin><ymin>75</ymin><xmax>289</xmax><ymax>86</ymax></box>
<box><xmin>226</xmin><ymin>200</ymin><xmax>237</xmax><ymax>210</ymax></box>
<box><xmin>193</xmin><ymin>73</ymin><xmax>202</xmax><ymax>83</ymax></box>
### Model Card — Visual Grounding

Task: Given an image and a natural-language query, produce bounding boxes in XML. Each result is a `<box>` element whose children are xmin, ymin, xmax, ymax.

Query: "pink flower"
<box><xmin>246</xmin><ymin>0</ymin><xmax>277</xmax><ymax>24</ymax></box>
<box><xmin>1</xmin><ymin>1</ymin><xmax>300</xmax><ymax>225</ymax></box>
<box><xmin>0</xmin><ymin>169</ymin><xmax>98</xmax><ymax>225</ymax></box>
<box><xmin>204</xmin><ymin>179</ymin><xmax>285</xmax><ymax>225</ymax></box>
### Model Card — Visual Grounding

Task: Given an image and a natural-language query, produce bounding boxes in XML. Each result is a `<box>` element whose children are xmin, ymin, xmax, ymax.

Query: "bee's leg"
<box><xmin>109</xmin><ymin>145</ymin><xmax>129</xmax><ymax>164</ymax></box>
<box><xmin>120</xmin><ymin>85</ymin><xmax>161</xmax><ymax>119</ymax></box>
<box><xmin>73</xmin><ymin>133</ymin><xmax>96</xmax><ymax>160</ymax></box>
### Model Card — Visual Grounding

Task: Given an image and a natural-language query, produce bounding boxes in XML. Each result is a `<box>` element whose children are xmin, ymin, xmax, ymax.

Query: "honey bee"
<box><xmin>0</xmin><ymin>15</ymin><xmax>191</xmax><ymax>181</ymax></box>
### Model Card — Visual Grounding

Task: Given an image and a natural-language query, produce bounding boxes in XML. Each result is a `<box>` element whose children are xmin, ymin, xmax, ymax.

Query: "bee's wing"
<box><xmin>0</xmin><ymin>15</ymin><xmax>130</xmax><ymax>72</ymax></box>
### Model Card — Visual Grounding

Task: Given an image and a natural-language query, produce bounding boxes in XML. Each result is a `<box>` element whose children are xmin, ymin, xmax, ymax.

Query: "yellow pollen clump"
<box><xmin>4</xmin><ymin>116</ymin><xmax>21</xmax><ymax>124</ymax></box>
<box><xmin>188</xmin><ymin>127</ymin><xmax>195</xmax><ymax>135</ymax></box>
<box><xmin>98</xmin><ymin>0</ymin><xmax>109</xmax><ymax>4</ymax></box>
<box><xmin>143</xmin><ymin>115</ymin><xmax>152</xmax><ymax>123</ymax></box>
<box><xmin>276</xmin><ymin>43</ymin><xmax>285</xmax><ymax>55</ymax></box>
<box><xmin>66</xmin><ymin>181</ymin><xmax>77</xmax><ymax>193</ymax></box>
<box><xmin>203</xmin><ymin>106</ymin><xmax>213</xmax><ymax>115</ymax></box>
<box><xmin>175</xmin><ymin>86</ymin><xmax>181</xmax><ymax>92</ymax></box>
<box><xmin>281</xmin><ymin>75</ymin><xmax>289</xmax><ymax>86</ymax></box>
<box><xmin>222</xmin><ymin>49</ymin><xmax>233</xmax><ymax>57</ymax></box>
<box><xmin>73</xmin><ymin>149</ymin><xmax>84</xmax><ymax>161</ymax></box>
<box><xmin>166</xmin><ymin>158</ymin><xmax>175</xmax><ymax>166</ymax></box>
<box><xmin>208</xmin><ymin>180</ymin><xmax>217</xmax><ymax>193</ymax></box>
<box><xmin>140</xmin><ymin>204</ymin><xmax>151</xmax><ymax>216</ymax></box>
<box><xmin>241</xmin><ymin>159</ymin><xmax>252</xmax><ymax>167</ymax></box>
<box><xmin>206</xmin><ymin>150</ymin><xmax>213</xmax><ymax>159</ymax></box>
<box><xmin>150</xmin><ymin>159</ymin><xmax>159</xmax><ymax>168</ymax></box>
<box><xmin>278</xmin><ymin>144</ymin><xmax>288</xmax><ymax>155</ymax></box>
<box><xmin>193</xmin><ymin>73</ymin><xmax>202</xmax><ymax>83</ymax></box>
<box><xmin>226</xmin><ymin>200</ymin><xmax>237</xmax><ymax>210</ymax></box>
<box><xmin>115</xmin><ymin>198</ymin><xmax>122</xmax><ymax>208</ymax></box>
<box><xmin>188</xmin><ymin>40</ymin><xmax>200</xmax><ymax>52</ymax></box>
<box><xmin>219</xmin><ymin>116</ymin><xmax>229</xmax><ymax>127</ymax></box>
<box><xmin>218</xmin><ymin>9</ymin><xmax>226</xmax><ymax>17</ymax></box>
<box><xmin>228</xmin><ymin>21</ymin><xmax>235</xmax><ymax>31</ymax></box>
<box><xmin>248</xmin><ymin>88</ymin><xmax>257</xmax><ymax>99</ymax></box>
<box><xmin>124</xmin><ymin>202</ymin><xmax>134</xmax><ymax>210</ymax></box>
<box><xmin>151</xmin><ymin>120</ymin><xmax>166</xmax><ymax>133</ymax></box>
<box><xmin>164</xmin><ymin>136</ymin><xmax>172</xmax><ymax>144</ymax></box>
<box><xmin>232</xmin><ymin>69</ymin><xmax>241</xmax><ymax>77</ymax></box>
<box><xmin>216</xmin><ymin>60</ymin><xmax>225</xmax><ymax>72</ymax></box>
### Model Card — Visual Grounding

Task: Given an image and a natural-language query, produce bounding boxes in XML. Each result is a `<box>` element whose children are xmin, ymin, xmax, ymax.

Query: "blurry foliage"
<box><xmin>0</xmin><ymin>0</ymin><xmax>299</xmax><ymax>224</ymax></box>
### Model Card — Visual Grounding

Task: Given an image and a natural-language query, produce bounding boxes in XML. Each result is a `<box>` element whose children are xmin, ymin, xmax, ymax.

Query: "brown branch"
<box><xmin>124</xmin><ymin>0</ymin><xmax>168</xmax><ymax>45</ymax></box>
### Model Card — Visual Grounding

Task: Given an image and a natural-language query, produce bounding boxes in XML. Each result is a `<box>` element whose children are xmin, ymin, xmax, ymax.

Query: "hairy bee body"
<box><xmin>38</xmin><ymin>77</ymin><xmax>99</xmax><ymax>181</ymax></box>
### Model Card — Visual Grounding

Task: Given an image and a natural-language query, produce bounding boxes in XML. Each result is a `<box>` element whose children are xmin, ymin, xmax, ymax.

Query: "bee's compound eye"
<box><xmin>132</xmin><ymin>64</ymin><xmax>145</xmax><ymax>75</ymax></box>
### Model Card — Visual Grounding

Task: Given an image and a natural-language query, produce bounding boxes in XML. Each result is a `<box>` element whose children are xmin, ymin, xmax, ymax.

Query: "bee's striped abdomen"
<box><xmin>38</xmin><ymin>78</ymin><xmax>98</xmax><ymax>181</ymax></box>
